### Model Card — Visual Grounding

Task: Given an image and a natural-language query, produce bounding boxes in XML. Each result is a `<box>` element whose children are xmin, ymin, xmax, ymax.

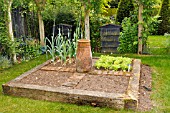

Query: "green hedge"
<box><xmin>158</xmin><ymin>0</ymin><xmax>170</xmax><ymax>35</ymax></box>
<box><xmin>115</xmin><ymin>0</ymin><xmax>134</xmax><ymax>24</ymax></box>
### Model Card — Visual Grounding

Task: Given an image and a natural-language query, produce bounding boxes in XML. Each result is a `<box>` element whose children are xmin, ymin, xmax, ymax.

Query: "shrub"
<box><xmin>90</xmin><ymin>15</ymin><xmax>113</xmax><ymax>53</ymax></box>
<box><xmin>158</xmin><ymin>0</ymin><xmax>170</xmax><ymax>35</ymax></box>
<box><xmin>0</xmin><ymin>56</ymin><xmax>12</xmax><ymax>70</ymax></box>
<box><xmin>117</xmin><ymin>17</ymin><xmax>138</xmax><ymax>53</ymax></box>
<box><xmin>0</xmin><ymin>1</ymin><xmax>11</xmax><ymax>56</ymax></box>
<box><xmin>16</xmin><ymin>38</ymin><xmax>41</xmax><ymax>61</ymax></box>
<box><xmin>115</xmin><ymin>0</ymin><xmax>134</xmax><ymax>24</ymax></box>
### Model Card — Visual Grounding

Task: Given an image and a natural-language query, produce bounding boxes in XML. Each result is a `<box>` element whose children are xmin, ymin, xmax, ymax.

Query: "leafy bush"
<box><xmin>0</xmin><ymin>2</ymin><xmax>12</xmax><ymax>57</ymax></box>
<box><xmin>95</xmin><ymin>55</ymin><xmax>132</xmax><ymax>71</ymax></box>
<box><xmin>115</xmin><ymin>0</ymin><xmax>134</xmax><ymax>24</ymax></box>
<box><xmin>90</xmin><ymin>15</ymin><xmax>113</xmax><ymax>52</ymax></box>
<box><xmin>16</xmin><ymin>38</ymin><xmax>41</xmax><ymax>61</ymax></box>
<box><xmin>0</xmin><ymin>56</ymin><xmax>12</xmax><ymax>70</ymax></box>
<box><xmin>117</xmin><ymin>1</ymin><xmax>158</xmax><ymax>54</ymax></box>
<box><xmin>158</xmin><ymin>0</ymin><xmax>170</xmax><ymax>35</ymax></box>
<box><xmin>118</xmin><ymin>17</ymin><xmax>138</xmax><ymax>53</ymax></box>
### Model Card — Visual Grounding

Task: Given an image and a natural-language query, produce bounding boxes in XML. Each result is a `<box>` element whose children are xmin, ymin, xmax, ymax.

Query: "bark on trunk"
<box><xmin>34</xmin><ymin>0</ymin><xmax>46</xmax><ymax>46</ymax></box>
<box><xmin>37</xmin><ymin>10</ymin><xmax>45</xmax><ymax>46</ymax></box>
<box><xmin>8</xmin><ymin>0</ymin><xmax>17</xmax><ymax>63</ymax></box>
<box><xmin>83</xmin><ymin>0</ymin><xmax>90</xmax><ymax>40</ymax></box>
<box><xmin>138</xmin><ymin>3</ymin><xmax>143</xmax><ymax>54</ymax></box>
<box><xmin>84</xmin><ymin>9</ymin><xmax>90</xmax><ymax>40</ymax></box>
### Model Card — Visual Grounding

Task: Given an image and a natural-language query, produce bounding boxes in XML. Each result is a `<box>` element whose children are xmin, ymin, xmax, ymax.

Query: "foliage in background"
<box><xmin>108</xmin><ymin>0</ymin><xmax>120</xmax><ymax>8</ymax></box>
<box><xmin>136</xmin><ymin>0</ymin><xmax>160</xmax><ymax>54</ymax></box>
<box><xmin>90</xmin><ymin>15</ymin><xmax>113</xmax><ymax>52</ymax></box>
<box><xmin>0</xmin><ymin>14</ymin><xmax>11</xmax><ymax>56</ymax></box>
<box><xmin>158</xmin><ymin>0</ymin><xmax>170</xmax><ymax>35</ymax></box>
<box><xmin>118</xmin><ymin>17</ymin><xmax>138</xmax><ymax>53</ymax></box>
<box><xmin>42</xmin><ymin>0</ymin><xmax>79</xmax><ymax>22</ymax></box>
<box><xmin>149</xmin><ymin>0</ymin><xmax>163</xmax><ymax>35</ymax></box>
<box><xmin>13</xmin><ymin>0</ymin><xmax>39</xmax><ymax>39</ymax></box>
<box><xmin>0</xmin><ymin>0</ymin><xmax>15</xmax><ymax>60</ymax></box>
<box><xmin>79</xmin><ymin>0</ymin><xmax>112</xmax><ymax>14</ymax></box>
<box><xmin>0</xmin><ymin>0</ymin><xmax>40</xmax><ymax>64</ymax></box>
<box><xmin>44</xmin><ymin>11</ymin><xmax>77</xmax><ymax>38</ymax></box>
<box><xmin>118</xmin><ymin>0</ymin><xmax>159</xmax><ymax>53</ymax></box>
<box><xmin>102</xmin><ymin>8</ymin><xmax>117</xmax><ymax>17</ymax></box>
<box><xmin>42</xmin><ymin>0</ymin><xmax>80</xmax><ymax>38</ymax></box>
<box><xmin>16</xmin><ymin>38</ymin><xmax>41</xmax><ymax>62</ymax></box>
<box><xmin>0</xmin><ymin>0</ymin><xmax>7</xmax><ymax>56</ymax></box>
<box><xmin>95</xmin><ymin>55</ymin><xmax>132</xmax><ymax>71</ymax></box>
<box><xmin>115</xmin><ymin>0</ymin><xmax>134</xmax><ymax>24</ymax></box>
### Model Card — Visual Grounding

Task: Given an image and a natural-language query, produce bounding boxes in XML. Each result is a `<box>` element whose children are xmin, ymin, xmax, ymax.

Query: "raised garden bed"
<box><xmin>2</xmin><ymin>58</ymin><xmax>142</xmax><ymax>110</ymax></box>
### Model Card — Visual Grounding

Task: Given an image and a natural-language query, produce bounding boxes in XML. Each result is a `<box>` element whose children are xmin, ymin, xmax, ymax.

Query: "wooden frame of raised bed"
<box><xmin>2</xmin><ymin>59</ymin><xmax>141</xmax><ymax>110</ymax></box>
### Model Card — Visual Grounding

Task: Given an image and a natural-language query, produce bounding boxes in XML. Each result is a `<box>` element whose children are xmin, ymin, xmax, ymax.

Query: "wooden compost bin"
<box><xmin>56</xmin><ymin>24</ymin><xmax>72</xmax><ymax>38</ymax></box>
<box><xmin>100</xmin><ymin>24</ymin><xmax>121</xmax><ymax>53</ymax></box>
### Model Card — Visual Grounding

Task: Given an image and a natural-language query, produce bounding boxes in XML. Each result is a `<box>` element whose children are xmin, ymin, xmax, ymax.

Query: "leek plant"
<box><xmin>45</xmin><ymin>26</ymin><xmax>80</xmax><ymax>64</ymax></box>
<box><xmin>45</xmin><ymin>36</ymin><xmax>56</xmax><ymax>62</ymax></box>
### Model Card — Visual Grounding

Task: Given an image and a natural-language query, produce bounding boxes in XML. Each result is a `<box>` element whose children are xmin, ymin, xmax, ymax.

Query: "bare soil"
<box><xmin>138</xmin><ymin>65</ymin><xmax>152</xmax><ymax>111</ymax></box>
<box><xmin>17</xmin><ymin>59</ymin><xmax>152</xmax><ymax>111</ymax></box>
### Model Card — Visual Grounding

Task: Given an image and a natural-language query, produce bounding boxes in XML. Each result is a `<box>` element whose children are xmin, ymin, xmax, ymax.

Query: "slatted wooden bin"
<box><xmin>100</xmin><ymin>24</ymin><xmax>121</xmax><ymax>53</ymax></box>
<box><xmin>56</xmin><ymin>24</ymin><xmax>72</xmax><ymax>38</ymax></box>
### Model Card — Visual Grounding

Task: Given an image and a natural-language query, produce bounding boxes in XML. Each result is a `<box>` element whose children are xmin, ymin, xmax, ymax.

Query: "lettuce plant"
<box><xmin>95</xmin><ymin>55</ymin><xmax>132</xmax><ymax>71</ymax></box>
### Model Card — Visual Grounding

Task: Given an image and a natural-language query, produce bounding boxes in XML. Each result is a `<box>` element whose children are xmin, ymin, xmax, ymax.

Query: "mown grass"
<box><xmin>148</xmin><ymin>36</ymin><xmax>168</xmax><ymax>48</ymax></box>
<box><xmin>147</xmin><ymin>35</ymin><xmax>170</xmax><ymax>55</ymax></box>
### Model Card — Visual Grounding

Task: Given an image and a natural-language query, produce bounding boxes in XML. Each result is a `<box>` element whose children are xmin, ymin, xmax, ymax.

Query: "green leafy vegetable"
<box><xmin>95</xmin><ymin>55</ymin><xmax>132</xmax><ymax>71</ymax></box>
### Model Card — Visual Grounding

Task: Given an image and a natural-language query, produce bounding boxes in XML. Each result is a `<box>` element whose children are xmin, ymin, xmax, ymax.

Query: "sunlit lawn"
<box><xmin>147</xmin><ymin>35</ymin><xmax>170</xmax><ymax>55</ymax></box>
<box><xmin>148</xmin><ymin>35</ymin><xmax>168</xmax><ymax>48</ymax></box>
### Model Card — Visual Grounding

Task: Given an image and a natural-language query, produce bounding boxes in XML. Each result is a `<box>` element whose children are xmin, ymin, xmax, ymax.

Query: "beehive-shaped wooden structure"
<box><xmin>100</xmin><ymin>24</ymin><xmax>121</xmax><ymax>53</ymax></box>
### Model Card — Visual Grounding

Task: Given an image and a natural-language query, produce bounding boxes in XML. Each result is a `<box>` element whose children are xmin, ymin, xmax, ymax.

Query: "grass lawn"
<box><xmin>147</xmin><ymin>35</ymin><xmax>170</xmax><ymax>55</ymax></box>
<box><xmin>148</xmin><ymin>36</ymin><xmax>168</xmax><ymax>48</ymax></box>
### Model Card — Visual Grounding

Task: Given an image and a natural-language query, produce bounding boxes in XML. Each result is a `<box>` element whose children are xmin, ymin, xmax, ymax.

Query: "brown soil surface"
<box><xmin>17</xmin><ymin>59</ymin><xmax>152</xmax><ymax>112</ymax></box>
<box><xmin>138</xmin><ymin>65</ymin><xmax>152</xmax><ymax>111</ymax></box>
<box><xmin>75</xmin><ymin>75</ymin><xmax>129</xmax><ymax>93</ymax></box>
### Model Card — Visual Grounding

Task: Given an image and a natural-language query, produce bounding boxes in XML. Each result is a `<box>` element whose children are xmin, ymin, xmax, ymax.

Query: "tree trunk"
<box><xmin>84</xmin><ymin>9</ymin><xmax>90</xmax><ymax>40</ymax></box>
<box><xmin>83</xmin><ymin>0</ymin><xmax>90</xmax><ymax>40</ymax></box>
<box><xmin>138</xmin><ymin>3</ymin><xmax>143</xmax><ymax>54</ymax></box>
<box><xmin>37</xmin><ymin>10</ymin><xmax>45</xmax><ymax>46</ymax></box>
<box><xmin>7</xmin><ymin>0</ymin><xmax>17</xmax><ymax>63</ymax></box>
